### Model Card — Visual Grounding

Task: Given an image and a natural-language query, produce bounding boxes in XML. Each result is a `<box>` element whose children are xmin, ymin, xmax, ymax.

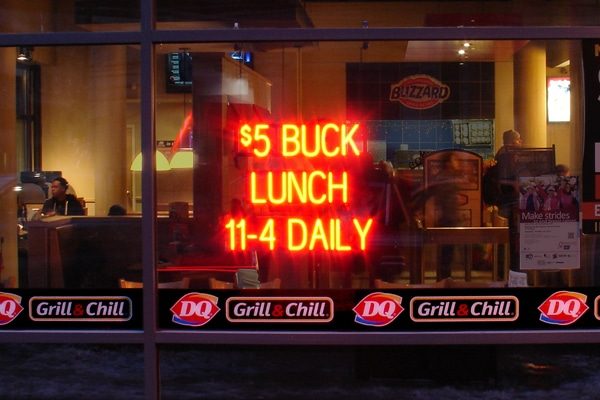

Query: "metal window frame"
<box><xmin>2</xmin><ymin>2</ymin><xmax>600</xmax><ymax>398</ymax></box>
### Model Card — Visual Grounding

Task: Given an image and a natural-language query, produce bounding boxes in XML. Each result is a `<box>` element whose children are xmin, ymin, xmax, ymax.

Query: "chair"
<box><xmin>119</xmin><ymin>277</ymin><xmax>190</xmax><ymax>289</ymax></box>
<box><xmin>235</xmin><ymin>268</ymin><xmax>260</xmax><ymax>289</ymax></box>
<box><xmin>208</xmin><ymin>278</ymin><xmax>234</xmax><ymax>289</ymax></box>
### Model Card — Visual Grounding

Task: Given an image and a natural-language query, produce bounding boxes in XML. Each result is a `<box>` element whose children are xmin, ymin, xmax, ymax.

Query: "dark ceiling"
<box><xmin>75</xmin><ymin>0</ymin><xmax>313</xmax><ymax>27</ymax></box>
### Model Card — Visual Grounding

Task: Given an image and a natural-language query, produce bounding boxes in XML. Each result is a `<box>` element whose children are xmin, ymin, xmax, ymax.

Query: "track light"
<box><xmin>17</xmin><ymin>47</ymin><xmax>32</xmax><ymax>62</ymax></box>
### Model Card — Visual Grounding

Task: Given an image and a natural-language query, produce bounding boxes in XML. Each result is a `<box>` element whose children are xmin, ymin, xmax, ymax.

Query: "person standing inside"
<box><xmin>39</xmin><ymin>177</ymin><xmax>85</xmax><ymax>217</ymax></box>
<box><xmin>494</xmin><ymin>129</ymin><xmax>522</xmax><ymax>272</ymax></box>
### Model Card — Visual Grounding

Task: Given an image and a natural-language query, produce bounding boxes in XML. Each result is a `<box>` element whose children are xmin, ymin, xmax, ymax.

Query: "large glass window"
<box><xmin>5</xmin><ymin>45</ymin><xmax>141</xmax><ymax>290</ymax></box>
<box><xmin>152</xmin><ymin>39</ymin><xmax>590</xmax><ymax>290</ymax></box>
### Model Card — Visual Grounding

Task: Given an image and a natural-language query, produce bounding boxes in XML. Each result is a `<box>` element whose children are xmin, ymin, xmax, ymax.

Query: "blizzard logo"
<box><xmin>353</xmin><ymin>292</ymin><xmax>403</xmax><ymax>327</ymax></box>
<box><xmin>389</xmin><ymin>74</ymin><xmax>451</xmax><ymax>109</ymax></box>
<box><xmin>170</xmin><ymin>293</ymin><xmax>220</xmax><ymax>327</ymax></box>
<box><xmin>410</xmin><ymin>296</ymin><xmax>518</xmax><ymax>322</ymax></box>
<box><xmin>538</xmin><ymin>291</ymin><xmax>588</xmax><ymax>326</ymax></box>
<box><xmin>226</xmin><ymin>297</ymin><xmax>333</xmax><ymax>323</ymax></box>
<box><xmin>29</xmin><ymin>297</ymin><xmax>132</xmax><ymax>322</ymax></box>
<box><xmin>0</xmin><ymin>292</ymin><xmax>24</xmax><ymax>326</ymax></box>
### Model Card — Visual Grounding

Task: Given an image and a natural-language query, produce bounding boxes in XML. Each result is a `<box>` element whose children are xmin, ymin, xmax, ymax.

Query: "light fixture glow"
<box><xmin>458</xmin><ymin>49</ymin><xmax>466</xmax><ymax>55</ymax></box>
<box><xmin>16</xmin><ymin>47</ymin><xmax>32</xmax><ymax>62</ymax></box>
<box><xmin>463</xmin><ymin>42</ymin><xmax>471</xmax><ymax>48</ymax></box>
<box><xmin>130</xmin><ymin>151</ymin><xmax>171</xmax><ymax>171</ymax></box>
<box><xmin>169</xmin><ymin>150</ymin><xmax>194</xmax><ymax>169</ymax></box>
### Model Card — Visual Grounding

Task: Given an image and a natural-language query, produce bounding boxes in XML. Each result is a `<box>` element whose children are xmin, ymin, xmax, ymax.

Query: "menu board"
<box><xmin>499</xmin><ymin>146</ymin><xmax>556</xmax><ymax>178</ymax></box>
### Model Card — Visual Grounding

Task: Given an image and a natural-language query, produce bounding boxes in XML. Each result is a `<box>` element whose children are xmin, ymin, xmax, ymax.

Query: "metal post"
<box><xmin>141</xmin><ymin>0</ymin><xmax>158</xmax><ymax>398</ymax></box>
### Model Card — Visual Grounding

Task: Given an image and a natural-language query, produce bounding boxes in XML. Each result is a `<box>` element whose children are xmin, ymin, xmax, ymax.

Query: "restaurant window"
<box><xmin>153</xmin><ymin>39</ymin><xmax>590</xmax><ymax>291</ymax></box>
<box><xmin>7</xmin><ymin>44</ymin><xmax>141</xmax><ymax>293</ymax></box>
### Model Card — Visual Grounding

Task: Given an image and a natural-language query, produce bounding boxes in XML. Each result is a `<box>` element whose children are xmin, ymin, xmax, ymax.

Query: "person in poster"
<box><xmin>519</xmin><ymin>175</ymin><xmax>580</xmax><ymax>270</ymax></box>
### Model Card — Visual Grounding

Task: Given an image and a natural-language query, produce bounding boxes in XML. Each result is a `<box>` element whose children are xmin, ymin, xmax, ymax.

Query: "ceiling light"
<box><xmin>458</xmin><ymin>49</ymin><xmax>466</xmax><ymax>55</ymax></box>
<box><xmin>16</xmin><ymin>46</ymin><xmax>32</xmax><ymax>62</ymax></box>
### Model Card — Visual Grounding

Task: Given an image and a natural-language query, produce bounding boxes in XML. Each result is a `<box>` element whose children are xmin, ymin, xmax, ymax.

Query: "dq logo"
<box><xmin>538</xmin><ymin>291</ymin><xmax>589</xmax><ymax>326</ymax></box>
<box><xmin>0</xmin><ymin>292</ymin><xmax>24</xmax><ymax>326</ymax></box>
<box><xmin>353</xmin><ymin>292</ymin><xmax>403</xmax><ymax>327</ymax></box>
<box><xmin>170</xmin><ymin>293</ymin><xmax>220</xmax><ymax>327</ymax></box>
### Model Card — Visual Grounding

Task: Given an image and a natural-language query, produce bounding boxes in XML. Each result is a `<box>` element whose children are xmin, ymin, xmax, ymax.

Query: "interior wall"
<box><xmin>41</xmin><ymin>46</ymin><xmax>95</xmax><ymax>208</ymax></box>
<box><xmin>254</xmin><ymin>47</ymin><xmax>299</xmax><ymax>120</ymax></box>
<box><xmin>0</xmin><ymin>48</ymin><xmax>18</xmax><ymax>287</ymax></box>
<box><xmin>301</xmin><ymin>43</ymin><xmax>347</xmax><ymax>121</ymax></box>
<box><xmin>91</xmin><ymin>46</ymin><xmax>128</xmax><ymax>216</ymax></box>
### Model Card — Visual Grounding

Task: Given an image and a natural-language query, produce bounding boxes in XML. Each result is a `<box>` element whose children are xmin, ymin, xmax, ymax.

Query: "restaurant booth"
<box><xmin>2</xmin><ymin>1</ymin><xmax>600</xmax><ymax>398</ymax></box>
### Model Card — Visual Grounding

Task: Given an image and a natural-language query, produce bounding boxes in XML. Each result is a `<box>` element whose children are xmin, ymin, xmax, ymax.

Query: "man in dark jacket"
<box><xmin>40</xmin><ymin>177</ymin><xmax>85</xmax><ymax>216</ymax></box>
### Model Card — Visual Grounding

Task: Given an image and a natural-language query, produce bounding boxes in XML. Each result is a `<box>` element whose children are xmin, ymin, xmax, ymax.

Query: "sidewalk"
<box><xmin>1</xmin><ymin>343</ymin><xmax>599</xmax><ymax>399</ymax></box>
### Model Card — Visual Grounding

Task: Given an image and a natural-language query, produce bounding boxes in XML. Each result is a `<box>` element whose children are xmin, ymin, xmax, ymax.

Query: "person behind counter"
<box><xmin>39</xmin><ymin>177</ymin><xmax>84</xmax><ymax>217</ymax></box>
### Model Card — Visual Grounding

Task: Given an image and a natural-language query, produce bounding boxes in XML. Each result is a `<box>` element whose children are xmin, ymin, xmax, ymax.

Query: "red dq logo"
<box><xmin>170</xmin><ymin>293</ymin><xmax>220</xmax><ymax>327</ymax></box>
<box><xmin>538</xmin><ymin>291</ymin><xmax>589</xmax><ymax>326</ymax></box>
<box><xmin>0</xmin><ymin>292</ymin><xmax>24</xmax><ymax>326</ymax></box>
<box><xmin>353</xmin><ymin>292</ymin><xmax>403</xmax><ymax>327</ymax></box>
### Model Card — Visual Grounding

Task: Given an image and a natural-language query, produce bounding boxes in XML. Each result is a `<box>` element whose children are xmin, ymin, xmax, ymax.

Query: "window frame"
<box><xmin>2</xmin><ymin>3</ymin><xmax>600</xmax><ymax>399</ymax></box>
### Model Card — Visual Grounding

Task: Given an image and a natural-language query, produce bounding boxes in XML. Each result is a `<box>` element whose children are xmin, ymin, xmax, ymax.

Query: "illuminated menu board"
<box><xmin>224</xmin><ymin>123</ymin><xmax>374</xmax><ymax>252</ymax></box>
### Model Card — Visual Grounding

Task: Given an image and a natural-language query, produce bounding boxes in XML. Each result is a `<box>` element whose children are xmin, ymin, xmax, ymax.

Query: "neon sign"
<box><xmin>226</xmin><ymin>122</ymin><xmax>373</xmax><ymax>252</ymax></box>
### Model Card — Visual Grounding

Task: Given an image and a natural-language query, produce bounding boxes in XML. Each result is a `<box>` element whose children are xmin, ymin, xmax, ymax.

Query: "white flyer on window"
<box><xmin>519</xmin><ymin>175</ymin><xmax>580</xmax><ymax>270</ymax></box>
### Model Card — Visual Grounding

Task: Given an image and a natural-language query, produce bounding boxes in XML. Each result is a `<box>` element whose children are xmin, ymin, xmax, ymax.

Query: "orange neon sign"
<box><xmin>225</xmin><ymin>217</ymin><xmax>373</xmax><ymax>252</ymax></box>
<box><xmin>250</xmin><ymin>171</ymin><xmax>348</xmax><ymax>205</ymax></box>
<box><xmin>239</xmin><ymin>123</ymin><xmax>361</xmax><ymax>158</ymax></box>
<box><xmin>226</xmin><ymin>121</ymin><xmax>373</xmax><ymax>252</ymax></box>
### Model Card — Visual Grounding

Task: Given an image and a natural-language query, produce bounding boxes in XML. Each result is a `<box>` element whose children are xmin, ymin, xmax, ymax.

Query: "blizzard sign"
<box><xmin>410</xmin><ymin>296</ymin><xmax>518</xmax><ymax>323</ymax></box>
<box><xmin>0</xmin><ymin>292</ymin><xmax>24</xmax><ymax>325</ymax></box>
<box><xmin>389</xmin><ymin>74</ymin><xmax>450</xmax><ymax>109</ymax></box>
<box><xmin>538</xmin><ymin>291</ymin><xmax>589</xmax><ymax>326</ymax></box>
<box><xmin>170</xmin><ymin>293</ymin><xmax>220</xmax><ymax>327</ymax></box>
<box><xmin>226</xmin><ymin>297</ymin><xmax>333</xmax><ymax>323</ymax></box>
<box><xmin>29</xmin><ymin>296</ymin><xmax>132</xmax><ymax>322</ymax></box>
<box><xmin>353</xmin><ymin>292</ymin><xmax>403</xmax><ymax>327</ymax></box>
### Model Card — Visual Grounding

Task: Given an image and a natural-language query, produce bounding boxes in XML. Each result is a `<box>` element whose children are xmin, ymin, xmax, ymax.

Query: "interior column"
<box><xmin>514</xmin><ymin>41</ymin><xmax>547</xmax><ymax>147</ymax></box>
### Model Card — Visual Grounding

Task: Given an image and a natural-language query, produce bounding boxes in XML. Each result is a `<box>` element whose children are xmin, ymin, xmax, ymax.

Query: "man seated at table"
<box><xmin>38</xmin><ymin>177</ymin><xmax>85</xmax><ymax>217</ymax></box>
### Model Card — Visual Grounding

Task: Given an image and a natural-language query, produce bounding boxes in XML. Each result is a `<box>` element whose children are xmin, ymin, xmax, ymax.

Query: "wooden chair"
<box><xmin>208</xmin><ymin>278</ymin><xmax>234</xmax><ymax>289</ymax></box>
<box><xmin>119</xmin><ymin>277</ymin><xmax>190</xmax><ymax>289</ymax></box>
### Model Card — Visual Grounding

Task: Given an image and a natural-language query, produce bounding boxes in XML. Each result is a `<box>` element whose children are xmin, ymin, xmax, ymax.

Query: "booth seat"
<box><xmin>26</xmin><ymin>216</ymin><xmax>182</xmax><ymax>288</ymax></box>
